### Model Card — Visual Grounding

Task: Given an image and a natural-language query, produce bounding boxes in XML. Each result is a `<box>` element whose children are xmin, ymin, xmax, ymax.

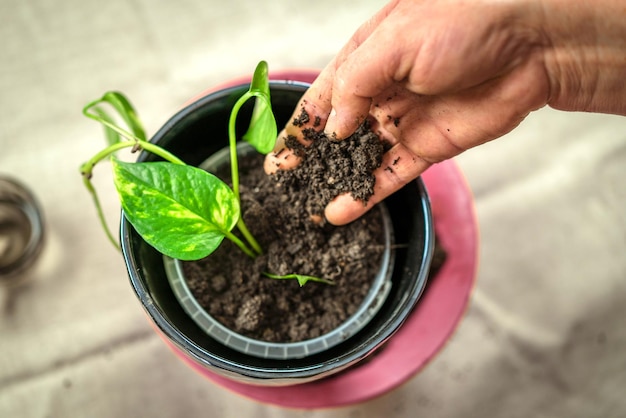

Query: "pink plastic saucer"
<box><xmin>168</xmin><ymin>70</ymin><xmax>479</xmax><ymax>409</ymax></box>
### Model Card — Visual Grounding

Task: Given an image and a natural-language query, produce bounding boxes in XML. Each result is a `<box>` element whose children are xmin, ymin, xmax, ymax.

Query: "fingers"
<box><xmin>326</xmin><ymin>58</ymin><xmax>550</xmax><ymax>225</ymax></box>
<box><xmin>324</xmin><ymin>2</ymin><xmax>405</xmax><ymax>139</ymax></box>
<box><xmin>263</xmin><ymin>66</ymin><xmax>334</xmax><ymax>175</ymax></box>
<box><xmin>325</xmin><ymin>143</ymin><xmax>431</xmax><ymax>225</ymax></box>
<box><xmin>263</xmin><ymin>132</ymin><xmax>302</xmax><ymax>174</ymax></box>
<box><xmin>266</xmin><ymin>1</ymin><xmax>403</xmax><ymax>179</ymax></box>
<box><xmin>270</xmin><ymin>0</ymin><xmax>402</xmax><ymax>143</ymax></box>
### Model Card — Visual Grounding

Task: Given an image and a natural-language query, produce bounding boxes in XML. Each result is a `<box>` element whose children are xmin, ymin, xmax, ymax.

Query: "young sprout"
<box><xmin>263</xmin><ymin>273</ymin><xmax>335</xmax><ymax>287</ymax></box>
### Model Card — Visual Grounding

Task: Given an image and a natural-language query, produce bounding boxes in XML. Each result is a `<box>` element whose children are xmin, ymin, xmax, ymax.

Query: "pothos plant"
<box><xmin>80</xmin><ymin>61</ymin><xmax>331</xmax><ymax>287</ymax></box>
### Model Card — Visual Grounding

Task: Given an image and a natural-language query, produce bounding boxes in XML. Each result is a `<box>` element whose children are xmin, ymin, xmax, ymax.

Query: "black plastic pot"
<box><xmin>121</xmin><ymin>80</ymin><xmax>434</xmax><ymax>386</ymax></box>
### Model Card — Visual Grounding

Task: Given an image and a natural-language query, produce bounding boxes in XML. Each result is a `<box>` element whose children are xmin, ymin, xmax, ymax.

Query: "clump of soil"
<box><xmin>183</xmin><ymin>113</ymin><xmax>388</xmax><ymax>342</ymax></box>
<box><xmin>279</xmin><ymin>114</ymin><xmax>386</xmax><ymax>214</ymax></box>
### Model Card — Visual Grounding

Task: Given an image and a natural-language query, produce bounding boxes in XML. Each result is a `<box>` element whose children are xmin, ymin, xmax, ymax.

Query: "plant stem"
<box><xmin>223</xmin><ymin>230</ymin><xmax>257</xmax><ymax>259</ymax></box>
<box><xmin>236</xmin><ymin>218</ymin><xmax>262</xmax><ymax>255</ymax></box>
<box><xmin>82</xmin><ymin>176</ymin><xmax>120</xmax><ymax>250</ymax></box>
<box><xmin>81</xmin><ymin>140</ymin><xmax>185</xmax><ymax>178</ymax></box>
<box><xmin>228</xmin><ymin>92</ymin><xmax>263</xmax><ymax>256</ymax></box>
<box><xmin>228</xmin><ymin>94</ymin><xmax>249</xmax><ymax>200</ymax></box>
<box><xmin>80</xmin><ymin>140</ymin><xmax>186</xmax><ymax>251</ymax></box>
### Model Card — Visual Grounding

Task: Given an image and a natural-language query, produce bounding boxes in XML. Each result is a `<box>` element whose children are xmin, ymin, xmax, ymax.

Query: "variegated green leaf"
<box><xmin>112</xmin><ymin>158</ymin><xmax>239</xmax><ymax>260</ymax></box>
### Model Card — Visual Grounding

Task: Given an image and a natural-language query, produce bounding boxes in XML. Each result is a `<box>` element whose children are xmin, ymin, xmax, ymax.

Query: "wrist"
<box><xmin>537</xmin><ymin>0</ymin><xmax>626</xmax><ymax>115</ymax></box>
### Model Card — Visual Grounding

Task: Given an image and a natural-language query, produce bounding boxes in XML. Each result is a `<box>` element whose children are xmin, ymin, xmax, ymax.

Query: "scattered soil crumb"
<box><xmin>292</xmin><ymin>107</ymin><xmax>310</xmax><ymax>127</ymax></box>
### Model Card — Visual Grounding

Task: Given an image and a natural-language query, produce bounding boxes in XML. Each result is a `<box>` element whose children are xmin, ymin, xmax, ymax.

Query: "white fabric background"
<box><xmin>1</xmin><ymin>0</ymin><xmax>625</xmax><ymax>417</ymax></box>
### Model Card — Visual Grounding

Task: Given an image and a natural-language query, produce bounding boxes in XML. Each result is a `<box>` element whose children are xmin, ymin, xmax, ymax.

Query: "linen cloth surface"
<box><xmin>1</xmin><ymin>1</ymin><xmax>624</xmax><ymax>417</ymax></box>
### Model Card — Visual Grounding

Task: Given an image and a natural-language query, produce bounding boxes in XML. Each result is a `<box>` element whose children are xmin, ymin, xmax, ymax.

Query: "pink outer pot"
<box><xmin>156</xmin><ymin>69</ymin><xmax>478</xmax><ymax>408</ymax></box>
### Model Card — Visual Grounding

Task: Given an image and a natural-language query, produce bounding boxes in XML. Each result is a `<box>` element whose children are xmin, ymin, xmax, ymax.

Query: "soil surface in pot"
<box><xmin>183</xmin><ymin>113</ymin><xmax>389</xmax><ymax>343</ymax></box>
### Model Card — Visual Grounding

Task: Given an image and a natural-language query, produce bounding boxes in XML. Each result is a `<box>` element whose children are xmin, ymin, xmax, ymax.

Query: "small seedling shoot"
<box><xmin>80</xmin><ymin>61</ymin><xmax>333</xmax><ymax>287</ymax></box>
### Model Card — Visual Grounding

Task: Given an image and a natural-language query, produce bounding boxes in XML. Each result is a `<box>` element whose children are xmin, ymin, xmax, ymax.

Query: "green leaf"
<box><xmin>98</xmin><ymin>91</ymin><xmax>147</xmax><ymax>141</ymax></box>
<box><xmin>83</xmin><ymin>91</ymin><xmax>147</xmax><ymax>145</ymax></box>
<box><xmin>90</xmin><ymin>107</ymin><xmax>121</xmax><ymax>147</ymax></box>
<box><xmin>242</xmin><ymin>61</ymin><xmax>277</xmax><ymax>154</ymax></box>
<box><xmin>112</xmin><ymin>158</ymin><xmax>240</xmax><ymax>260</ymax></box>
<box><xmin>263</xmin><ymin>272</ymin><xmax>335</xmax><ymax>287</ymax></box>
<box><xmin>248</xmin><ymin>60</ymin><xmax>270</xmax><ymax>97</ymax></box>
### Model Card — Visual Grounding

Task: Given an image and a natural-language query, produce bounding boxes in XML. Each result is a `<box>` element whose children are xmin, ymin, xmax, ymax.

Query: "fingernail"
<box><xmin>324</xmin><ymin>108</ymin><xmax>338</xmax><ymax>137</ymax></box>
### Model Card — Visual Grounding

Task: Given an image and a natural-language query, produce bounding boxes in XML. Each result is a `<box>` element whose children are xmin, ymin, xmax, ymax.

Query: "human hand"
<box><xmin>265</xmin><ymin>0</ymin><xmax>626</xmax><ymax>225</ymax></box>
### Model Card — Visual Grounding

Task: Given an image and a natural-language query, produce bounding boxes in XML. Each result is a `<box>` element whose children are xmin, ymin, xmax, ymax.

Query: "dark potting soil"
<box><xmin>183</xmin><ymin>119</ymin><xmax>388</xmax><ymax>343</ymax></box>
<box><xmin>183</xmin><ymin>118</ymin><xmax>384</xmax><ymax>342</ymax></box>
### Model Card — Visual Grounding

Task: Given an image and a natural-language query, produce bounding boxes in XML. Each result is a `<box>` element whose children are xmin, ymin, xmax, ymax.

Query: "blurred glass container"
<box><xmin>0</xmin><ymin>176</ymin><xmax>45</xmax><ymax>285</ymax></box>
